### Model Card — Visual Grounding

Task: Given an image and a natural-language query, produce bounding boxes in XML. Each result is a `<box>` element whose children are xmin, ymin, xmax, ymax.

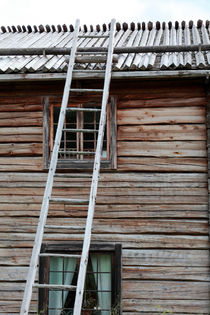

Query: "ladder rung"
<box><xmin>66</xmin><ymin>107</ymin><xmax>101</xmax><ymax>112</ymax></box>
<box><xmin>78</xmin><ymin>35</ymin><xmax>109</xmax><ymax>38</ymax></box>
<box><xmin>54</xmin><ymin>174</ymin><xmax>92</xmax><ymax>178</ymax></box>
<box><xmin>58</xmin><ymin>150</ymin><xmax>95</xmax><ymax>155</ymax></box>
<box><xmin>70</xmin><ymin>88</ymin><xmax>103</xmax><ymax>93</ymax></box>
<box><xmin>39</xmin><ymin>253</ymin><xmax>81</xmax><ymax>258</ymax></box>
<box><xmin>63</xmin><ymin>128</ymin><xmax>98</xmax><ymax>133</ymax></box>
<box><xmin>45</xmin><ymin>225</ymin><xmax>85</xmax><ymax>230</ymax></box>
<box><xmin>33</xmin><ymin>284</ymin><xmax>76</xmax><ymax>290</ymax></box>
<box><xmin>50</xmin><ymin>197</ymin><xmax>89</xmax><ymax>204</ymax></box>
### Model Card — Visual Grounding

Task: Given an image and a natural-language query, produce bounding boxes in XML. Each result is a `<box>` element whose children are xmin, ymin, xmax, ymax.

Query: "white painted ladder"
<box><xmin>20</xmin><ymin>18</ymin><xmax>116</xmax><ymax>315</ymax></box>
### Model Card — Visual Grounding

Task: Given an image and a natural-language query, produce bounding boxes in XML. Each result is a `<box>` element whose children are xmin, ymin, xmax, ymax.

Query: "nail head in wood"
<box><xmin>189</xmin><ymin>20</ymin><xmax>193</xmax><ymax>29</ymax></box>
<box><xmin>39</xmin><ymin>24</ymin><xmax>45</xmax><ymax>33</ymax></box>
<box><xmin>116</xmin><ymin>22</ymin><xmax>121</xmax><ymax>31</ymax></box>
<box><xmin>69</xmin><ymin>24</ymin><xmax>74</xmax><ymax>32</ymax></box>
<box><xmin>27</xmin><ymin>25</ymin><xmax>32</xmax><ymax>33</ymax></box>
<box><xmin>12</xmin><ymin>25</ymin><xmax>17</xmax><ymax>33</ymax></box>
<box><xmin>197</xmin><ymin>19</ymin><xmax>203</xmax><ymax>28</ymax></box>
<box><xmin>51</xmin><ymin>25</ymin><xmax>56</xmax><ymax>32</ymax></box>
<box><xmin>181</xmin><ymin>21</ymin><xmax>186</xmax><ymax>30</ymax></box>
<box><xmin>175</xmin><ymin>21</ymin><xmax>179</xmax><ymax>30</ymax></box>
<box><xmin>62</xmin><ymin>24</ymin><xmax>68</xmax><ymax>32</ymax></box>
<box><xmin>17</xmin><ymin>25</ymin><xmax>22</xmax><ymax>32</ymax></box>
<box><xmin>22</xmin><ymin>25</ymin><xmax>27</xmax><ymax>32</ymax></box>
<box><xmin>1</xmin><ymin>26</ymin><xmax>6</xmax><ymax>33</ymax></box>
<box><xmin>123</xmin><ymin>22</ymin><xmax>128</xmax><ymax>31</ymax></box>
<box><xmin>57</xmin><ymin>24</ymin><xmax>62</xmax><ymax>32</ymax></box>
<box><xmin>156</xmin><ymin>21</ymin><xmax>160</xmax><ymax>30</ymax></box>
<box><xmin>33</xmin><ymin>25</ymin><xmax>38</xmax><ymax>33</ymax></box>
<box><xmin>45</xmin><ymin>25</ymin><xmax>51</xmax><ymax>32</ymax></box>
<box><xmin>148</xmin><ymin>21</ymin><xmax>153</xmax><ymax>31</ymax></box>
<box><xmin>168</xmin><ymin>21</ymin><xmax>172</xmax><ymax>30</ymax></box>
<box><xmin>130</xmin><ymin>22</ymin><xmax>135</xmax><ymax>31</ymax></box>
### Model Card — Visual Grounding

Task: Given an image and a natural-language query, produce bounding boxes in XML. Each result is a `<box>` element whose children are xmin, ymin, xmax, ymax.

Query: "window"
<box><xmin>43</xmin><ymin>97</ymin><xmax>117</xmax><ymax>170</ymax></box>
<box><xmin>39</xmin><ymin>244</ymin><xmax>121</xmax><ymax>315</ymax></box>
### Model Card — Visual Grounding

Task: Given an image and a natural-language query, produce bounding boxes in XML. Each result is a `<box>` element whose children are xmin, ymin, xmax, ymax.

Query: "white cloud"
<box><xmin>0</xmin><ymin>0</ymin><xmax>209</xmax><ymax>26</ymax></box>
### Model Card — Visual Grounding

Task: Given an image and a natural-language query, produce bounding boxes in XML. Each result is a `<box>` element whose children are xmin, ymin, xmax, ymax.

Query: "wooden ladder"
<box><xmin>20</xmin><ymin>18</ymin><xmax>116</xmax><ymax>315</ymax></box>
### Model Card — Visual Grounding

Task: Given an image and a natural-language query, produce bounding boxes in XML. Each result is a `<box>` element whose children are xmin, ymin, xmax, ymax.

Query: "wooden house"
<box><xmin>0</xmin><ymin>19</ymin><xmax>210</xmax><ymax>314</ymax></box>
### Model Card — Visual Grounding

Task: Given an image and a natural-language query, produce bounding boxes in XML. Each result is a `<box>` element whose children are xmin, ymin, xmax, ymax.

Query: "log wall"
<box><xmin>0</xmin><ymin>79</ymin><xmax>209</xmax><ymax>314</ymax></box>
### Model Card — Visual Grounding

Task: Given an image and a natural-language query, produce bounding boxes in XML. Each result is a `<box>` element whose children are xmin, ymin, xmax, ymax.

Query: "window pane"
<box><xmin>52</xmin><ymin>104</ymin><xmax>108</xmax><ymax>161</ymax></box>
<box><xmin>46</xmin><ymin>253</ymin><xmax>112</xmax><ymax>314</ymax></box>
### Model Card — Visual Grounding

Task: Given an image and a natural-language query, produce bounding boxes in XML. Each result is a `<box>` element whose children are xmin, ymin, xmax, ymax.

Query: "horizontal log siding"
<box><xmin>0</xmin><ymin>80</ymin><xmax>209</xmax><ymax>314</ymax></box>
<box><xmin>115</xmin><ymin>80</ymin><xmax>209</xmax><ymax>314</ymax></box>
<box><xmin>0</xmin><ymin>96</ymin><xmax>43</xmax><ymax>171</ymax></box>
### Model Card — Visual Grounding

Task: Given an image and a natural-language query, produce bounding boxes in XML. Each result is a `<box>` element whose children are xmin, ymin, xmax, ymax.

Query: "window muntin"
<box><xmin>50</xmin><ymin>104</ymin><xmax>110</xmax><ymax>162</ymax></box>
<box><xmin>48</xmin><ymin>253</ymin><xmax>111</xmax><ymax>315</ymax></box>
<box><xmin>39</xmin><ymin>244</ymin><xmax>121</xmax><ymax>315</ymax></box>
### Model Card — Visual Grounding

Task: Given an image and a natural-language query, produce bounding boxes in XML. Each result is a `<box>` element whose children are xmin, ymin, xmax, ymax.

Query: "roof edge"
<box><xmin>0</xmin><ymin>70</ymin><xmax>209</xmax><ymax>82</ymax></box>
<box><xmin>1</xmin><ymin>19</ymin><xmax>210</xmax><ymax>34</ymax></box>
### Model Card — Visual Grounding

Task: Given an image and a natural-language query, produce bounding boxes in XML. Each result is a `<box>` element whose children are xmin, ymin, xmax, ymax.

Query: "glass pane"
<box><xmin>53</xmin><ymin>104</ymin><xmax>108</xmax><ymax>161</ymax></box>
<box><xmin>48</xmin><ymin>290</ymin><xmax>63</xmax><ymax>315</ymax></box>
<box><xmin>47</xmin><ymin>254</ymin><xmax>112</xmax><ymax>314</ymax></box>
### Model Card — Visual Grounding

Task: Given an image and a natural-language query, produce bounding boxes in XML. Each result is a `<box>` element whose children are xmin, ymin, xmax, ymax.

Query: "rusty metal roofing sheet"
<box><xmin>0</xmin><ymin>20</ymin><xmax>209</xmax><ymax>73</ymax></box>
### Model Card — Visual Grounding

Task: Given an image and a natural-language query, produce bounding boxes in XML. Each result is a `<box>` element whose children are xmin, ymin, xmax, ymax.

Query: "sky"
<box><xmin>0</xmin><ymin>0</ymin><xmax>209</xmax><ymax>27</ymax></box>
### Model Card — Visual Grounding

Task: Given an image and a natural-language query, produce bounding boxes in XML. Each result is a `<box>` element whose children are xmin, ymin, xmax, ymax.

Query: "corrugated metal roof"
<box><xmin>0</xmin><ymin>20</ymin><xmax>209</xmax><ymax>73</ymax></box>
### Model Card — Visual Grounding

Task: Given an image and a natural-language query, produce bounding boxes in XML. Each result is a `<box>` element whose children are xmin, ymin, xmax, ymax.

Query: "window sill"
<box><xmin>48</xmin><ymin>159</ymin><xmax>113</xmax><ymax>170</ymax></box>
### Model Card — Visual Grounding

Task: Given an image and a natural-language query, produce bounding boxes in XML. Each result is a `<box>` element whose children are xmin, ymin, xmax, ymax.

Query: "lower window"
<box><xmin>39</xmin><ymin>244</ymin><xmax>121</xmax><ymax>315</ymax></box>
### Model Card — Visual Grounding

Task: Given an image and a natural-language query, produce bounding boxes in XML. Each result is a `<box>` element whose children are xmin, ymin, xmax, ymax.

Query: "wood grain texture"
<box><xmin>118</xmin><ymin>157</ymin><xmax>207</xmax><ymax>172</ymax></box>
<box><xmin>0</xmin><ymin>111</ymin><xmax>42</xmax><ymax>126</ymax></box>
<box><xmin>0</xmin><ymin>80</ymin><xmax>208</xmax><ymax>315</ymax></box>
<box><xmin>117</xmin><ymin>107</ymin><xmax>206</xmax><ymax>125</ymax></box>
<box><xmin>117</xmin><ymin>96</ymin><xmax>206</xmax><ymax>108</ymax></box>
<box><xmin>0</xmin><ymin>127</ymin><xmax>42</xmax><ymax>143</ymax></box>
<box><xmin>123</xmin><ymin>280</ymin><xmax>210</xmax><ymax>299</ymax></box>
<box><xmin>118</xmin><ymin>141</ymin><xmax>207</xmax><ymax>157</ymax></box>
<box><xmin>118</xmin><ymin>124</ymin><xmax>206</xmax><ymax>141</ymax></box>
<box><xmin>122</xmin><ymin>299</ymin><xmax>210</xmax><ymax>314</ymax></box>
<box><xmin>0</xmin><ymin>157</ymin><xmax>43</xmax><ymax>171</ymax></box>
<box><xmin>123</xmin><ymin>249</ymin><xmax>210</xmax><ymax>266</ymax></box>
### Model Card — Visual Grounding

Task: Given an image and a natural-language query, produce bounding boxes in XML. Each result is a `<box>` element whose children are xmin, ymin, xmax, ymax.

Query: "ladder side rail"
<box><xmin>20</xmin><ymin>19</ymin><xmax>80</xmax><ymax>315</ymax></box>
<box><xmin>73</xmin><ymin>18</ymin><xmax>116</xmax><ymax>315</ymax></box>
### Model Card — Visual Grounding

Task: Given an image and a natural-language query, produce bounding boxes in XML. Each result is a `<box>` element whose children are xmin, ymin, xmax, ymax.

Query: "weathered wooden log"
<box><xmin>65</xmin><ymin>54</ymin><xmax>118</xmax><ymax>63</ymax></box>
<box><xmin>0</xmin><ymin>44</ymin><xmax>209</xmax><ymax>55</ymax></box>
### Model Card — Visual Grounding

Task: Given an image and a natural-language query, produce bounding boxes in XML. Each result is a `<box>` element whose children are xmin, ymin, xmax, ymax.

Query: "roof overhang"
<box><xmin>0</xmin><ymin>70</ymin><xmax>209</xmax><ymax>82</ymax></box>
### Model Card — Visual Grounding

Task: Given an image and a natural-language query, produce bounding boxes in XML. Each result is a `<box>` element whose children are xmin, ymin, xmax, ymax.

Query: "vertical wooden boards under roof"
<box><xmin>177</xmin><ymin>24</ymin><xmax>184</xmax><ymax>67</ymax></box>
<box><xmin>184</xmin><ymin>24</ymin><xmax>192</xmax><ymax>68</ymax></box>
<box><xmin>113</xmin><ymin>29</ymin><xmax>133</xmax><ymax>70</ymax></box>
<box><xmin>148</xmin><ymin>25</ymin><xmax>163</xmax><ymax>69</ymax></box>
<box><xmin>123</xmin><ymin>28</ymin><xmax>142</xmax><ymax>69</ymax></box>
<box><xmin>192</xmin><ymin>24</ymin><xmax>206</xmax><ymax>68</ymax></box>
<box><xmin>139</xmin><ymin>26</ymin><xmax>156</xmax><ymax>70</ymax></box>
<box><xmin>131</xmin><ymin>27</ymin><xmax>150</xmax><ymax>69</ymax></box>
<box><xmin>201</xmin><ymin>24</ymin><xmax>210</xmax><ymax>65</ymax></box>
<box><xmin>160</xmin><ymin>25</ymin><xmax>170</xmax><ymax>69</ymax></box>
<box><xmin>168</xmin><ymin>25</ymin><xmax>179</xmax><ymax>68</ymax></box>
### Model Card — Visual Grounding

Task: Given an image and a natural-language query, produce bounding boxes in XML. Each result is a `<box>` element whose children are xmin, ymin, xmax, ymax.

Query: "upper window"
<box><xmin>39</xmin><ymin>243</ymin><xmax>121</xmax><ymax>315</ymax></box>
<box><xmin>43</xmin><ymin>97</ymin><xmax>117</xmax><ymax>170</ymax></box>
